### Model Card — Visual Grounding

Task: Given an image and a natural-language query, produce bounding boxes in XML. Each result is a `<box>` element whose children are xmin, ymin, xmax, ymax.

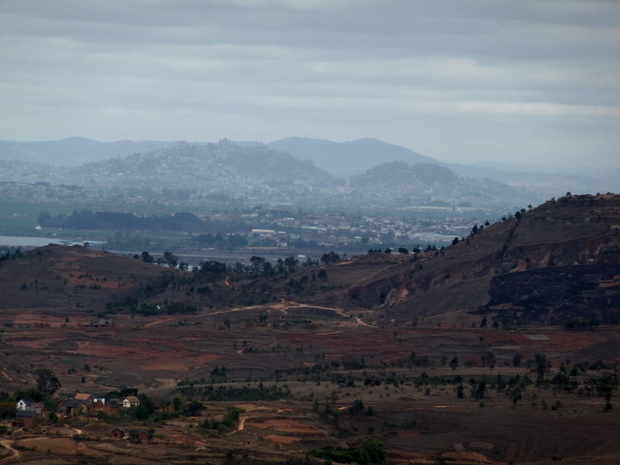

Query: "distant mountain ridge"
<box><xmin>0</xmin><ymin>137</ymin><xmax>178</xmax><ymax>166</ymax></box>
<box><xmin>267</xmin><ymin>137</ymin><xmax>439</xmax><ymax>177</ymax></box>
<box><xmin>0</xmin><ymin>138</ymin><xmax>543</xmax><ymax>209</ymax></box>
<box><xmin>1</xmin><ymin>136</ymin><xmax>615</xmax><ymax>207</ymax></box>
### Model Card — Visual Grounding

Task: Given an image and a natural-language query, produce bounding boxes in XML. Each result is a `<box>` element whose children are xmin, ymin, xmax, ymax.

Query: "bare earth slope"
<box><xmin>345</xmin><ymin>193</ymin><xmax>620</xmax><ymax>326</ymax></box>
<box><xmin>0</xmin><ymin>244</ymin><xmax>164</xmax><ymax>310</ymax></box>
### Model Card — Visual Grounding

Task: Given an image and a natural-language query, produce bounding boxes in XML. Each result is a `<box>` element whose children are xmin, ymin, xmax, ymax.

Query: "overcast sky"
<box><xmin>1</xmin><ymin>0</ymin><xmax>619</xmax><ymax>167</ymax></box>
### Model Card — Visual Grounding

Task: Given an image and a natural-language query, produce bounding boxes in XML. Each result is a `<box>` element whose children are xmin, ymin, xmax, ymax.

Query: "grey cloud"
<box><xmin>0</xmin><ymin>0</ymin><xmax>619</xmax><ymax>167</ymax></box>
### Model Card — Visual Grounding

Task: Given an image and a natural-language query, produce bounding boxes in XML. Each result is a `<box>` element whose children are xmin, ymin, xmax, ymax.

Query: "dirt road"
<box><xmin>0</xmin><ymin>440</ymin><xmax>19</xmax><ymax>462</ymax></box>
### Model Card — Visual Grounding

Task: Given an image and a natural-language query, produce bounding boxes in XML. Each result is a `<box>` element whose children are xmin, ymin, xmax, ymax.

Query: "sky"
<box><xmin>1</xmin><ymin>0</ymin><xmax>619</xmax><ymax>167</ymax></box>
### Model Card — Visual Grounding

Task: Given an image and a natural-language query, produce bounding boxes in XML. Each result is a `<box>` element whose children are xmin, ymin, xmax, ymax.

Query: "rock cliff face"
<box><xmin>348</xmin><ymin>194</ymin><xmax>620</xmax><ymax>326</ymax></box>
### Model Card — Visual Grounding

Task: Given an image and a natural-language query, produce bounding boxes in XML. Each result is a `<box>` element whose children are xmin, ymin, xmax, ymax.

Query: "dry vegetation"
<box><xmin>0</xmin><ymin>307</ymin><xmax>619</xmax><ymax>464</ymax></box>
<box><xmin>1</xmin><ymin>195</ymin><xmax>620</xmax><ymax>463</ymax></box>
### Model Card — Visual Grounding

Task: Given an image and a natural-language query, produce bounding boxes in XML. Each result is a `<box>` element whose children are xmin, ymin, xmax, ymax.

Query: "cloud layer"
<box><xmin>1</xmin><ymin>0</ymin><xmax>619</xmax><ymax>166</ymax></box>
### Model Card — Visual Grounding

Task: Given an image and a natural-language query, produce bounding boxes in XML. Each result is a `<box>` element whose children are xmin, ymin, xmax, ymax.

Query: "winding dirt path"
<box><xmin>0</xmin><ymin>440</ymin><xmax>20</xmax><ymax>462</ymax></box>
<box><xmin>229</xmin><ymin>406</ymin><xmax>290</xmax><ymax>436</ymax></box>
<box><xmin>279</xmin><ymin>301</ymin><xmax>373</xmax><ymax>327</ymax></box>
<box><xmin>228</xmin><ymin>416</ymin><xmax>248</xmax><ymax>435</ymax></box>
<box><xmin>145</xmin><ymin>318</ymin><xmax>176</xmax><ymax>327</ymax></box>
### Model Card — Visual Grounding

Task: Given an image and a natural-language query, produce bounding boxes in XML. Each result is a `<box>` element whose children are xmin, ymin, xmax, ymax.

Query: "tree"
<box><xmin>482</xmin><ymin>352</ymin><xmax>496</xmax><ymax>367</ymax></box>
<box><xmin>284</xmin><ymin>255</ymin><xmax>298</xmax><ymax>273</ymax></box>
<box><xmin>449</xmin><ymin>356</ymin><xmax>459</xmax><ymax>369</ymax></box>
<box><xmin>141</xmin><ymin>251</ymin><xmax>154</xmax><ymax>263</ymax></box>
<box><xmin>163</xmin><ymin>251</ymin><xmax>178</xmax><ymax>267</ymax></box>
<box><xmin>349</xmin><ymin>399</ymin><xmax>365</xmax><ymax>415</ymax></box>
<box><xmin>38</xmin><ymin>211</ymin><xmax>51</xmax><ymax>226</ymax></box>
<box><xmin>472</xmin><ymin>380</ymin><xmax>487</xmax><ymax>399</ymax></box>
<box><xmin>138</xmin><ymin>394</ymin><xmax>157</xmax><ymax>415</ymax></box>
<box><xmin>35</xmin><ymin>369</ymin><xmax>60</xmax><ymax>396</ymax></box>
<box><xmin>320</xmin><ymin>251</ymin><xmax>340</xmax><ymax>264</ymax></box>
<box><xmin>587</xmin><ymin>373</ymin><xmax>618</xmax><ymax>409</ymax></box>
<box><xmin>262</xmin><ymin>261</ymin><xmax>273</xmax><ymax>276</ymax></box>
<box><xmin>358</xmin><ymin>438</ymin><xmax>386</xmax><ymax>464</ymax></box>
<box><xmin>513</xmin><ymin>353</ymin><xmax>522</xmax><ymax>368</ymax></box>
<box><xmin>133</xmin><ymin>404</ymin><xmax>150</xmax><ymax>420</ymax></box>
<box><xmin>184</xmin><ymin>401</ymin><xmax>204</xmax><ymax>416</ymax></box>
<box><xmin>0</xmin><ymin>402</ymin><xmax>16</xmax><ymax>419</ymax></box>
<box><xmin>535</xmin><ymin>354</ymin><xmax>547</xmax><ymax>384</ymax></box>
<box><xmin>250</xmin><ymin>256</ymin><xmax>265</xmax><ymax>273</ymax></box>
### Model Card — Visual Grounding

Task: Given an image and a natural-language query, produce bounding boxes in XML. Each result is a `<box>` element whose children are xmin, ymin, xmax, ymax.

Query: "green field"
<box><xmin>0</xmin><ymin>202</ymin><xmax>79</xmax><ymax>236</ymax></box>
<box><xmin>0</xmin><ymin>201</ymin><xmax>194</xmax><ymax>237</ymax></box>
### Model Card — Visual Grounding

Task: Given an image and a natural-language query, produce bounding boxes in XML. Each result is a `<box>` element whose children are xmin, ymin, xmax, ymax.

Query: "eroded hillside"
<box><xmin>360</xmin><ymin>194</ymin><xmax>620</xmax><ymax>326</ymax></box>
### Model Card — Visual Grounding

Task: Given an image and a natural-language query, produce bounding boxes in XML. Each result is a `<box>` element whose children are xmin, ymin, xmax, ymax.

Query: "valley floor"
<box><xmin>0</xmin><ymin>307</ymin><xmax>618</xmax><ymax>464</ymax></box>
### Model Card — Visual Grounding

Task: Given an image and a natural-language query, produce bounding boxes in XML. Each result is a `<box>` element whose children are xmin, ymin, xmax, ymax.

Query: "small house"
<box><xmin>74</xmin><ymin>393</ymin><xmax>93</xmax><ymax>402</ymax></box>
<box><xmin>92</xmin><ymin>393</ymin><xmax>106</xmax><ymax>409</ymax></box>
<box><xmin>122</xmin><ymin>396</ymin><xmax>140</xmax><ymax>408</ymax></box>
<box><xmin>93</xmin><ymin>319</ymin><xmax>115</xmax><ymax>328</ymax></box>
<box><xmin>16</xmin><ymin>398</ymin><xmax>43</xmax><ymax>414</ymax></box>
<box><xmin>63</xmin><ymin>399</ymin><xmax>93</xmax><ymax>417</ymax></box>
<box><xmin>129</xmin><ymin>428</ymin><xmax>152</xmax><ymax>443</ymax></box>
<box><xmin>14</xmin><ymin>408</ymin><xmax>37</xmax><ymax>428</ymax></box>
<box><xmin>110</xmin><ymin>427</ymin><xmax>127</xmax><ymax>439</ymax></box>
<box><xmin>106</xmin><ymin>398</ymin><xmax>122</xmax><ymax>415</ymax></box>
<box><xmin>17</xmin><ymin>397</ymin><xmax>34</xmax><ymax>410</ymax></box>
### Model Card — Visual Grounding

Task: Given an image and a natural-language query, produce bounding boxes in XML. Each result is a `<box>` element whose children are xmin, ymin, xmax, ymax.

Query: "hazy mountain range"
<box><xmin>0</xmin><ymin>137</ymin><xmax>177</xmax><ymax>167</ymax></box>
<box><xmin>266</xmin><ymin>137</ymin><xmax>438</xmax><ymax>177</ymax></box>
<box><xmin>0</xmin><ymin>136</ymin><xmax>618</xmax><ymax>204</ymax></box>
